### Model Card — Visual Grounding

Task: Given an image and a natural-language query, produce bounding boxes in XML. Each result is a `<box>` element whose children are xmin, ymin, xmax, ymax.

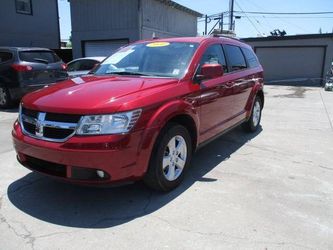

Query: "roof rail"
<box><xmin>211</xmin><ymin>33</ymin><xmax>240</xmax><ymax>40</ymax></box>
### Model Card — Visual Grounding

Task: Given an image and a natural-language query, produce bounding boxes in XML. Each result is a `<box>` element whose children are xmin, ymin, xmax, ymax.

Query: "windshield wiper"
<box><xmin>33</xmin><ymin>58</ymin><xmax>49</xmax><ymax>64</ymax></box>
<box><xmin>106</xmin><ymin>71</ymin><xmax>151</xmax><ymax>76</ymax></box>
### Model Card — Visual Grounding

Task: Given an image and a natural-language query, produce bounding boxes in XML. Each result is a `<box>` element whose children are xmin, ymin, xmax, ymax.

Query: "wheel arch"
<box><xmin>166</xmin><ymin>114</ymin><xmax>198</xmax><ymax>153</ymax></box>
<box><xmin>134</xmin><ymin>100</ymin><xmax>199</xmax><ymax>178</ymax></box>
<box><xmin>256</xmin><ymin>89</ymin><xmax>264</xmax><ymax>109</ymax></box>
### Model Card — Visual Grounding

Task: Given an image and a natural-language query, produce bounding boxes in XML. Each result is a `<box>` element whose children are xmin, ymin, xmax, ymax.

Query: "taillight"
<box><xmin>61</xmin><ymin>63</ymin><xmax>67</xmax><ymax>70</ymax></box>
<box><xmin>11</xmin><ymin>64</ymin><xmax>33</xmax><ymax>72</ymax></box>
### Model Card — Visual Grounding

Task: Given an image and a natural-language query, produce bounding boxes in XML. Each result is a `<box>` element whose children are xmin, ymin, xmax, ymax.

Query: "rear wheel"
<box><xmin>144</xmin><ymin>124</ymin><xmax>192</xmax><ymax>192</ymax></box>
<box><xmin>0</xmin><ymin>85</ymin><xmax>12</xmax><ymax>108</ymax></box>
<box><xmin>242</xmin><ymin>96</ymin><xmax>262</xmax><ymax>132</ymax></box>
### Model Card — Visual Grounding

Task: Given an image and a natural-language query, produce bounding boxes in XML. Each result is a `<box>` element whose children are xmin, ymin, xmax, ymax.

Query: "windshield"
<box><xmin>93</xmin><ymin>42</ymin><xmax>198</xmax><ymax>78</ymax></box>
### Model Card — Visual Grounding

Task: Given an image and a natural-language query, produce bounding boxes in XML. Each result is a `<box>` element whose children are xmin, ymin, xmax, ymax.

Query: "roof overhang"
<box><xmin>156</xmin><ymin>0</ymin><xmax>203</xmax><ymax>17</ymax></box>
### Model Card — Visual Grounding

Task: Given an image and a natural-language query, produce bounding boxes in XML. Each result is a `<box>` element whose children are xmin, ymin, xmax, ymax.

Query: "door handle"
<box><xmin>226</xmin><ymin>82</ymin><xmax>233</xmax><ymax>87</ymax></box>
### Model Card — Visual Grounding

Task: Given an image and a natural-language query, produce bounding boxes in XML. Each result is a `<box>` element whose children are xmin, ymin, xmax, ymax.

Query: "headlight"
<box><xmin>76</xmin><ymin>109</ymin><xmax>142</xmax><ymax>135</ymax></box>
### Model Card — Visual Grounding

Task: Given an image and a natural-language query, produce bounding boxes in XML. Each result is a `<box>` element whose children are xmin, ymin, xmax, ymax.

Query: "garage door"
<box><xmin>84</xmin><ymin>40</ymin><xmax>128</xmax><ymax>57</ymax></box>
<box><xmin>255</xmin><ymin>46</ymin><xmax>325</xmax><ymax>84</ymax></box>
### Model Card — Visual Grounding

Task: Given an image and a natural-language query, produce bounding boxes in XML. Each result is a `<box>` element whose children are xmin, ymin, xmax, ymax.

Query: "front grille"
<box><xmin>23</xmin><ymin>121</ymin><xmax>35</xmax><ymax>134</ymax></box>
<box><xmin>22</xmin><ymin>107</ymin><xmax>38</xmax><ymax>118</ymax></box>
<box><xmin>20</xmin><ymin>107</ymin><xmax>81</xmax><ymax>142</ymax></box>
<box><xmin>43</xmin><ymin>127</ymin><xmax>74</xmax><ymax>139</ymax></box>
<box><xmin>45</xmin><ymin>113</ymin><xmax>81</xmax><ymax>123</ymax></box>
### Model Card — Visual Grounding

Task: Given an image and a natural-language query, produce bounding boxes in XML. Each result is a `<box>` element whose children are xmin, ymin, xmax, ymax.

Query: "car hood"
<box><xmin>22</xmin><ymin>75</ymin><xmax>179</xmax><ymax>114</ymax></box>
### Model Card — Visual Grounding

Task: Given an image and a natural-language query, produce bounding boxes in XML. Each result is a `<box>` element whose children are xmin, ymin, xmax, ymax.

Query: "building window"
<box><xmin>15</xmin><ymin>0</ymin><xmax>33</xmax><ymax>15</ymax></box>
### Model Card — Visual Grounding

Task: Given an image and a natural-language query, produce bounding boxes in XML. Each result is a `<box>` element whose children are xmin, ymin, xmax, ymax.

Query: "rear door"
<box><xmin>18</xmin><ymin>50</ymin><xmax>67</xmax><ymax>85</ymax></box>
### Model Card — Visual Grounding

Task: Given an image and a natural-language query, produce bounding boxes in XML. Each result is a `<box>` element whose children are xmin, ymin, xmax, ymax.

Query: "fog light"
<box><xmin>96</xmin><ymin>170</ymin><xmax>105</xmax><ymax>178</ymax></box>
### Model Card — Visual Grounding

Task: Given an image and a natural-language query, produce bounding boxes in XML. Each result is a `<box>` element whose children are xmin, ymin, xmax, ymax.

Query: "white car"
<box><xmin>66</xmin><ymin>57</ymin><xmax>106</xmax><ymax>77</ymax></box>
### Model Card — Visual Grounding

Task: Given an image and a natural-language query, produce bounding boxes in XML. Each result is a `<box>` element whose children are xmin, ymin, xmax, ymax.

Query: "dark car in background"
<box><xmin>0</xmin><ymin>47</ymin><xmax>68</xmax><ymax>108</ymax></box>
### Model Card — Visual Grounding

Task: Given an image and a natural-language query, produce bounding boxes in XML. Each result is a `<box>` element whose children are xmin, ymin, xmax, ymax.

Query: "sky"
<box><xmin>58</xmin><ymin>0</ymin><xmax>333</xmax><ymax>40</ymax></box>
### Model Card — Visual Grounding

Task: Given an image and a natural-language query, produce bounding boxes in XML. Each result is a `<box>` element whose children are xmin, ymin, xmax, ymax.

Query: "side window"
<box><xmin>241</xmin><ymin>47</ymin><xmax>260</xmax><ymax>68</ymax></box>
<box><xmin>0</xmin><ymin>52</ymin><xmax>13</xmax><ymax>63</ymax></box>
<box><xmin>199</xmin><ymin>44</ymin><xmax>228</xmax><ymax>72</ymax></box>
<box><xmin>78</xmin><ymin>60</ymin><xmax>98</xmax><ymax>71</ymax></box>
<box><xmin>67</xmin><ymin>61</ymin><xmax>81</xmax><ymax>71</ymax></box>
<box><xmin>224</xmin><ymin>45</ymin><xmax>247</xmax><ymax>72</ymax></box>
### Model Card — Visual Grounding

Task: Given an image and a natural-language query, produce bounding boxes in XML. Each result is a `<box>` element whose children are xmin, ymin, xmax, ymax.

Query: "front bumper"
<box><xmin>12</xmin><ymin>121</ymin><xmax>147</xmax><ymax>184</ymax></box>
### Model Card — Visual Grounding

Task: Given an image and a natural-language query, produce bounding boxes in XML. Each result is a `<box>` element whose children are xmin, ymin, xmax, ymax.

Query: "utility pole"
<box><xmin>229</xmin><ymin>0</ymin><xmax>234</xmax><ymax>31</ymax></box>
<box><xmin>205</xmin><ymin>15</ymin><xmax>208</xmax><ymax>35</ymax></box>
<box><xmin>220</xmin><ymin>13</ymin><xmax>224</xmax><ymax>31</ymax></box>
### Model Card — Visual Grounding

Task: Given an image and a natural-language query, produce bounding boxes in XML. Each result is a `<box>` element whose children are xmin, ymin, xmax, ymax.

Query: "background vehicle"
<box><xmin>0</xmin><ymin>47</ymin><xmax>68</xmax><ymax>108</ymax></box>
<box><xmin>66</xmin><ymin>57</ymin><xmax>105</xmax><ymax>77</ymax></box>
<box><xmin>13</xmin><ymin>37</ymin><xmax>264</xmax><ymax>192</ymax></box>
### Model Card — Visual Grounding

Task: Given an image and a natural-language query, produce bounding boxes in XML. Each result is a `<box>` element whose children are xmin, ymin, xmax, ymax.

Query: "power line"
<box><xmin>235</xmin><ymin>1</ymin><xmax>263</xmax><ymax>36</ymax></box>
<box><xmin>235</xmin><ymin>0</ymin><xmax>311</xmax><ymax>34</ymax></box>
<box><xmin>234</xmin><ymin>11</ymin><xmax>333</xmax><ymax>15</ymax></box>
<box><xmin>239</xmin><ymin>15</ymin><xmax>333</xmax><ymax>19</ymax></box>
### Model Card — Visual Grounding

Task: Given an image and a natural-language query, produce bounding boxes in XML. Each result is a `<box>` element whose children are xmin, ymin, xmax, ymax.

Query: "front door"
<box><xmin>198</xmin><ymin>44</ymin><xmax>235</xmax><ymax>143</ymax></box>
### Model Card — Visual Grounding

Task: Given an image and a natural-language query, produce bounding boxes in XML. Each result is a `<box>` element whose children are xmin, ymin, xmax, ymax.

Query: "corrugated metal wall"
<box><xmin>71</xmin><ymin>0</ymin><xmax>138</xmax><ymax>32</ymax></box>
<box><xmin>140</xmin><ymin>0</ymin><xmax>197</xmax><ymax>39</ymax></box>
<box><xmin>70</xmin><ymin>0</ymin><xmax>199</xmax><ymax>58</ymax></box>
<box><xmin>70</xmin><ymin>0</ymin><xmax>140</xmax><ymax>58</ymax></box>
<box><xmin>0</xmin><ymin>0</ymin><xmax>60</xmax><ymax>48</ymax></box>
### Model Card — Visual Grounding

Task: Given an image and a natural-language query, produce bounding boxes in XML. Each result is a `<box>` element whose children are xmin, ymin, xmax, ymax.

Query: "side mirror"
<box><xmin>195</xmin><ymin>64</ymin><xmax>223</xmax><ymax>82</ymax></box>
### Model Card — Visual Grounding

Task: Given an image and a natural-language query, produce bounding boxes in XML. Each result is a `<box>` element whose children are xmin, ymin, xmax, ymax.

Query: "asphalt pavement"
<box><xmin>0</xmin><ymin>85</ymin><xmax>332</xmax><ymax>250</ymax></box>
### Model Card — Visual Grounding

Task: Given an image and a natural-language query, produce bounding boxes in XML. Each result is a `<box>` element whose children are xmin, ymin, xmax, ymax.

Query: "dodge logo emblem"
<box><xmin>35</xmin><ymin>112</ymin><xmax>46</xmax><ymax>137</ymax></box>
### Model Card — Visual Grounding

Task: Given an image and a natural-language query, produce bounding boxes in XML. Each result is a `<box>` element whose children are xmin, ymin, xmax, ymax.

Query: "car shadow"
<box><xmin>7</xmin><ymin>126</ymin><xmax>262</xmax><ymax>228</ymax></box>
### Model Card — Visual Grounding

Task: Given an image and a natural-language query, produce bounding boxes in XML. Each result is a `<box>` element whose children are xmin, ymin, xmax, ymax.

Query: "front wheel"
<box><xmin>144</xmin><ymin>124</ymin><xmax>192</xmax><ymax>192</ymax></box>
<box><xmin>0</xmin><ymin>85</ymin><xmax>12</xmax><ymax>109</ymax></box>
<box><xmin>242</xmin><ymin>96</ymin><xmax>262</xmax><ymax>132</ymax></box>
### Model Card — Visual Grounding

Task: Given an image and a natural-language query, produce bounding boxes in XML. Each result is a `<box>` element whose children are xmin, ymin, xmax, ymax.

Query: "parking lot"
<box><xmin>0</xmin><ymin>85</ymin><xmax>332</xmax><ymax>249</ymax></box>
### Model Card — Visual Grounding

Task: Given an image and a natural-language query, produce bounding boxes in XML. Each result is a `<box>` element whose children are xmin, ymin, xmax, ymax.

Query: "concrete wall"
<box><xmin>70</xmin><ymin>0</ymin><xmax>140</xmax><ymax>58</ymax></box>
<box><xmin>140</xmin><ymin>0</ymin><xmax>197</xmax><ymax>39</ymax></box>
<box><xmin>243</xmin><ymin>35</ymin><xmax>333</xmax><ymax>85</ymax></box>
<box><xmin>0</xmin><ymin>0</ymin><xmax>60</xmax><ymax>48</ymax></box>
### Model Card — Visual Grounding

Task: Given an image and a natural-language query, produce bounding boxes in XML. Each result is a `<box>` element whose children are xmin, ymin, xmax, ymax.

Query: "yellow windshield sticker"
<box><xmin>146</xmin><ymin>42</ymin><xmax>170</xmax><ymax>48</ymax></box>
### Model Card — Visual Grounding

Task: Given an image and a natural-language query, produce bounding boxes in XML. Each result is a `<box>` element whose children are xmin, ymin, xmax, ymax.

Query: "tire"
<box><xmin>242</xmin><ymin>96</ymin><xmax>262</xmax><ymax>132</ymax></box>
<box><xmin>0</xmin><ymin>85</ymin><xmax>12</xmax><ymax>108</ymax></box>
<box><xmin>143</xmin><ymin>123</ymin><xmax>192</xmax><ymax>192</ymax></box>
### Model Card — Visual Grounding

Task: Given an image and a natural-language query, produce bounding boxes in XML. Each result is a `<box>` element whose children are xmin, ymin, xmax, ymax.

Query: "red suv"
<box><xmin>12</xmin><ymin>36</ymin><xmax>264</xmax><ymax>191</ymax></box>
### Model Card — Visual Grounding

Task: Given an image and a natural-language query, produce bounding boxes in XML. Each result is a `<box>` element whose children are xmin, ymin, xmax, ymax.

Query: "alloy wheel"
<box><xmin>162</xmin><ymin>135</ymin><xmax>187</xmax><ymax>181</ymax></box>
<box><xmin>0</xmin><ymin>87</ymin><xmax>8</xmax><ymax>106</ymax></box>
<box><xmin>252</xmin><ymin>100</ymin><xmax>261</xmax><ymax>127</ymax></box>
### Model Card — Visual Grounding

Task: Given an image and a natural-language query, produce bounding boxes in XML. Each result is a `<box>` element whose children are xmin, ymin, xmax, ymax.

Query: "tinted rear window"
<box><xmin>224</xmin><ymin>45</ymin><xmax>247</xmax><ymax>72</ymax></box>
<box><xmin>241</xmin><ymin>47</ymin><xmax>260</xmax><ymax>68</ymax></box>
<box><xmin>0</xmin><ymin>52</ymin><xmax>13</xmax><ymax>63</ymax></box>
<box><xmin>19</xmin><ymin>51</ymin><xmax>61</xmax><ymax>63</ymax></box>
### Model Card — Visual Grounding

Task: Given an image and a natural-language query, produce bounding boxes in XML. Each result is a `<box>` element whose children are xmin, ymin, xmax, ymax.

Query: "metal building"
<box><xmin>243</xmin><ymin>34</ymin><xmax>333</xmax><ymax>86</ymax></box>
<box><xmin>0</xmin><ymin>0</ymin><xmax>60</xmax><ymax>48</ymax></box>
<box><xmin>69</xmin><ymin>0</ymin><xmax>202</xmax><ymax>58</ymax></box>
